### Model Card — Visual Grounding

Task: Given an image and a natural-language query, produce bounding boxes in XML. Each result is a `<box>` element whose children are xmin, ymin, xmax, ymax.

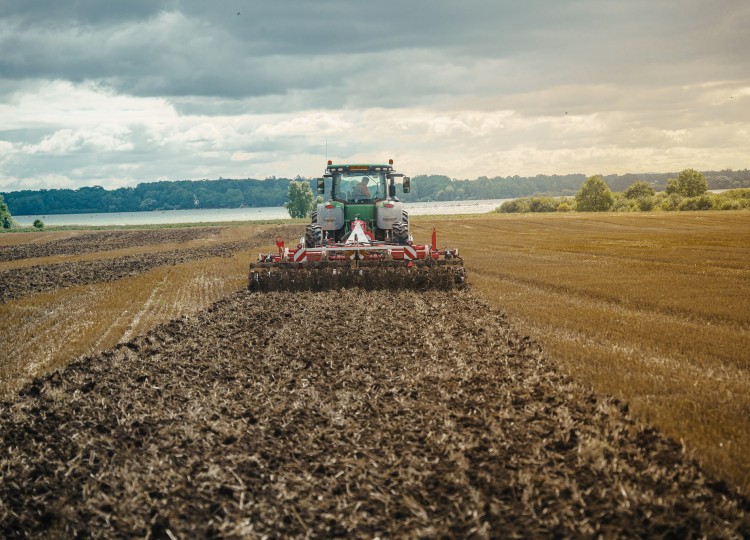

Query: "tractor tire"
<box><xmin>392</xmin><ymin>222</ymin><xmax>409</xmax><ymax>245</ymax></box>
<box><xmin>305</xmin><ymin>223</ymin><xmax>323</xmax><ymax>248</ymax></box>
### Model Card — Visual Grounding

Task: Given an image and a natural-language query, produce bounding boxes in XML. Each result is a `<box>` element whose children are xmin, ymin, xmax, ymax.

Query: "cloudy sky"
<box><xmin>1</xmin><ymin>1</ymin><xmax>749</xmax><ymax>191</ymax></box>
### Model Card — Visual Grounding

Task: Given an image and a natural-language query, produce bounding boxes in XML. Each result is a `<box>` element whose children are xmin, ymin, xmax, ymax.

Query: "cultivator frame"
<box><xmin>249</xmin><ymin>227</ymin><xmax>465</xmax><ymax>293</ymax></box>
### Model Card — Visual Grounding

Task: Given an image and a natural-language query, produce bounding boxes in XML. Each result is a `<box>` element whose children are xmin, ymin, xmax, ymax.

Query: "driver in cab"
<box><xmin>354</xmin><ymin>177</ymin><xmax>371</xmax><ymax>198</ymax></box>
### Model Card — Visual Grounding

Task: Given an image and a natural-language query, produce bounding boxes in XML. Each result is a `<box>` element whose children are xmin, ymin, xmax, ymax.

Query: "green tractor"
<box><xmin>249</xmin><ymin>158</ymin><xmax>465</xmax><ymax>293</ymax></box>
<box><xmin>306</xmin><ymin>159</ymin><xmax>412</xmax><ymax>248</ymax></box>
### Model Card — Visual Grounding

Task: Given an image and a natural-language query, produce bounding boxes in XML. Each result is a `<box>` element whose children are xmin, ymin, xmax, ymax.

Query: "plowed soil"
<box><xmin>0</xmin><ymin>227</ymin><xmax>222</xmax><ymax>262</ymax></box>
<box><xmin>1</xmin><ymin>290</ymin><xmax>747</xmax><ymax>538</ymax></box>
<box><xmin>0</xmin><ymin>225</ymin><xmax>302</xmax><ymax>304</ymax></box>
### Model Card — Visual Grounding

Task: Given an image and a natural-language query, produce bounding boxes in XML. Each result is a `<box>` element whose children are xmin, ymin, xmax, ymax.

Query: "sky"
<box><xmin>1</xmin><ymin>0</ymin><xmax>749</xmax><ymax>192</ymax></box>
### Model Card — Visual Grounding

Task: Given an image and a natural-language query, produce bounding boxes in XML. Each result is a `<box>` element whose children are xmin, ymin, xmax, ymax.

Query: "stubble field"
<box><xmin>1</xmin><ymin>212</ymin><xmax>749</xmax><ymax>537</ymax></box>
<box><xmin>412</xmin><ymin>211</ymin><xmax>750</xmax><ymax>494</ymax></box>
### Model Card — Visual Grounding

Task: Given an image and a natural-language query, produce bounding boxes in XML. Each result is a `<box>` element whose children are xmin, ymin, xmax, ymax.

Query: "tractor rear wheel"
<box><xmin>305</xmin><ymin>223</ymin><xmax>323</xmax><ymax>248</ymax></box>
<box><xmin>392</xmin><ymin>222</ymin><xmax>409</xmax><ymax>245</ymax></box>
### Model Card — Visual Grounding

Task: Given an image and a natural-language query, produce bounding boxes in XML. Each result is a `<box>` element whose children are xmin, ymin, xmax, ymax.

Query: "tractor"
<box><xmin>249</xmin><ymin>159</ymin><xmax>464</xmax><ymax>293</ymax></box>
<box><xmin>306</xmin><ymin>159</ymin><xmax>411</xmax><ymax>247</ymax></box>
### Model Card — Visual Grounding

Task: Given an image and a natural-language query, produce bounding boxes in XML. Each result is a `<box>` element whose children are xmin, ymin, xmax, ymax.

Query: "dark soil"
<box><xmin>0</xmin><ymin>227</ymin><xmax>222</xmax><ymax>262</ymax></box>
<box><xmin>0</xmin><ymin>225</ymin><xmax>303</xmax><ymax>304</ymax></box>
<box><xmin>1</xmin><ymin>290</ymin><xmax>747</xmax><ymax>538</ymax></box>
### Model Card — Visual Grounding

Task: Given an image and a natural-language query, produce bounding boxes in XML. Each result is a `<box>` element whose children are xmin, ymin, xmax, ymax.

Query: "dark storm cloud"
<box><xmin>0</xmin><ymin>1</ymin><xmax>176</xmax><ymax>25</ymax></box>
<box><xmin>4</xmin><ymin>0</ymin><xmax>746</xmax><ymax>105</ymax></box>
<box><xmin>1</xmin><ymin>0</ymin><xmax>535</xmax><ymax>102</ymax></box>
<box><xmin>178</xmin><ymin>0</ymin><xmax>537</xmax><ymax>55</ymax></box>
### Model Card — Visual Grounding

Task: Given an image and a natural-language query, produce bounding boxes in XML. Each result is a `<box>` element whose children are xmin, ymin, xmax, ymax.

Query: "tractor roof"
<box><xmin>326</xmin><ymin>163</ymin><xmax>394</xmax><ymax>172</ymax></box>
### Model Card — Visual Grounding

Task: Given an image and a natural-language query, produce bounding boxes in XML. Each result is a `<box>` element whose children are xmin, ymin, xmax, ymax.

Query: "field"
<box><xmin>0</xmin><ymin>223</ymin><xmax>302</xmax><ymax>397</ymax></box>
<box><xmin>412</xmin><ymin>211</ymin><xmax>750</xmax><ymax>493</ymax></box>
<box><xmin>1</xmin><ymin>213</ymin><xmax>749</xmax><ymax>536</ymax></box>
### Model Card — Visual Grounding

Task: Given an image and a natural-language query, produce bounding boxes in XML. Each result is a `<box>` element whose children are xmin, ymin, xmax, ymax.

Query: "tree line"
<box><xmin>2</xmin><ymin>169</ymin><xmax>749</xmax><ymax>216</ymax></box>
<box><xmin>498</xmin><ymin>169</ymin><xmax>750</xmax><ymax>214</ymax></box>
<box><xmin>1</xmin><ymin>178</ymin><xmax>291</xmax><ymax>216</ymax></box>
<box><xmin>398</xmin><ymin>169</ymin><xmax>750</xmax><ymax>202</ymax></box>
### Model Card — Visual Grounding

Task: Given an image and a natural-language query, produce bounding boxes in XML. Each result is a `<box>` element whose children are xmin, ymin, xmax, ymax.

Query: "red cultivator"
<box><xmin>249</xmin><ymin>221</ymin><xmax>465</xmax><ymax>293</ymax></box>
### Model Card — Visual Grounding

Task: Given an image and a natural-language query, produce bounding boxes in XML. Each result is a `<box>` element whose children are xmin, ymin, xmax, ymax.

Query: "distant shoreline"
<box><xmin>6</xmin><ymin>199</ymin><xmax>513</xmax><ymax>228</ymax></box>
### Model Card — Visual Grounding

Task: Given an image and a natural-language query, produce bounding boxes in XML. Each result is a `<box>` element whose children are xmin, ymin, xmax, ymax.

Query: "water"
<box><xmin>13</xmin><ymin>207</ymin><xmax>291</xmax><ymax>227</ymax></box>
<box><xmin>405</xmin><ymin>199</ymin><xmax>511</xmax><ymax>215</ymax></box>
<box><xmin>13</xmin><ymin>199</ymin><xmax>510</xmax><ymax>227</ymax></box>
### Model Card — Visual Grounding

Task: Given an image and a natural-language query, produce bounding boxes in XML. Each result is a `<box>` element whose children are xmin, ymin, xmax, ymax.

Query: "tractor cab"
<box><xmin>311</xmin><ymin>159</ymin><xmax>411</xmax><ymax>245</ymax></box>
<box><xmin>319</xmin><ymin>163</ymin><xmax>400</xmax><ymax>203</ymax></box>
<box><xmin>339</xmin><ymin>172</ymin><xmax>385</xmax><ymax>202</ymax></box>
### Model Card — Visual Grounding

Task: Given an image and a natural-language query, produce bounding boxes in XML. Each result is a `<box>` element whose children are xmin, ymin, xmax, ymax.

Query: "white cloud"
<box><xmin>3</xmin><ymin>80</ymin><xmax>750</xmax><ymax>189</ymax></box>
<box><xmin>230</xmin><ymin>152</ymin><xmax>257</xmax><ymax>162</ymax></box>
<box><xmin>0</xmin><ymin>140</ymin><xmax>14</xmax><ymax>162</ymax></box>
<box><xmin>0</xmin><ymin>80</ymin><xmax>176</xmax><ymax>130</ymax></box>
<box><xmin>24</xmin><ymin>127</ymin><xmax>134</xmax><ymax>155</ymax></box>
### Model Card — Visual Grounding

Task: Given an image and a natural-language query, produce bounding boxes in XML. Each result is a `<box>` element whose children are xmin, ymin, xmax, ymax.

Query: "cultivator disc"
<box><xmin>250</xmin><ymin>259</ymin><xmax>466</xmax><ymax>293</ymax></box>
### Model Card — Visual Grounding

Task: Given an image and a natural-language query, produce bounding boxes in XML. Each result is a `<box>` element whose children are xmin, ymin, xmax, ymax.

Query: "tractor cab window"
<box><xmin>333</xmin><ymin>171</ymin><xmax>386</xmax><ymax>202</ymax></box>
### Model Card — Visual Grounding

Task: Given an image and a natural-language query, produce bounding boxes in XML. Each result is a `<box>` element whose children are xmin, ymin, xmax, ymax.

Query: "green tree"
<box><xmin>624</xmin><ymin>181</ymin><xmax>655</xmax><ymax>199</ymax></box>
<box><xmin>33</xmin><ymin>219</ymin><xmax>44</xmax><ymax>230</ymax></box>
<box><xmin>675</xmin><ymin>168</ymin><xmax>708</xmax><ymax>197</ymax></box>
<box><xmin>0</xmin><ymin>195</ymin><xmax>13</xmax><ymax>229</ymax></box>
<box><xmin>575</xmin><ymin>175</ymin><xmax>614</xmax><ymax>211</ymax></box>
<box><xmin>497</xmin><ymin>199</ymin><xmax>530</xmax><ymax>213</ymax></box>
<box><xmin>224</xmin><ymin>188</ymin><xmax>244</xmax><ymax>208</ymax></box>
<box><xmin>528</xmin><ymin>197</ymin><xmax>557</xmax><ymax>212</ymax></box>
<box><xmin>285</xmin><ymin>180</ymin><xmax>315</xmax><ymax>218</ymax></box>
<box><xmin>139</xmin><ymin>197</ymin><xmax>157</xmax><ymax>211</ymax></box>
<box><xmin>665</xmin><ymin>178</ymin><xmax>680</xmax><ymax>195</ymax></box>
<box><xmin>678</xmin><ymin>195</ymin><xmax>713</xmax><ymax>211</ymax></box>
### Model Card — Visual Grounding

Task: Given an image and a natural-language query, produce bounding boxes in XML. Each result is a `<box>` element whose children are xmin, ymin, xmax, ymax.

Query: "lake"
<box><xmin>13</xmin><ymin>199</ymin><xmax>511</xmax><ymax>227</ymax></box>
